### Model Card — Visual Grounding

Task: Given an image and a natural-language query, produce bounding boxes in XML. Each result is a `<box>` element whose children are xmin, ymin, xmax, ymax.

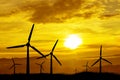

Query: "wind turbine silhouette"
<box><xmin>7</xmin><ymin>24</ymin><xmax>45</xmax><ymax>75</ymax></box>
<box><xmin>37</xmin><ymin>40</ymin><xmax>62</xmax><ymax>75</ymax></box>
<box><xmin>91</xmin><ymin>45</ymin><xmax>112</xmax><ymax>74</ymax></box>
<box><xmin>36</xmin><ymin>61</ymin><xmax>45</xmax><ymax>73</ymax></box>
<box><xmin>9</xmin><ymin>58</ymin><xmax>21</xmax><ymax>74</ymax></box>
<box><xmin>83</xmin><ymin>61</ymin><xmax>90</xmax><ymax>72</ymax></box>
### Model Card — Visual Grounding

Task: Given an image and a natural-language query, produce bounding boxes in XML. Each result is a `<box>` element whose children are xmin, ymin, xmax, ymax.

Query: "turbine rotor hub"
<box><xmin>26</xmin><ymin>42</ymin><xmax>30</xmax><ymax>46</ymax></box>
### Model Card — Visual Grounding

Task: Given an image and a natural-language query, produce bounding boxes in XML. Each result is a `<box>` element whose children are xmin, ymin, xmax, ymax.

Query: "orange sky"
<box><xmin>0</xmin><ymin>0</ymin><xmax>120</xmax><ymax>74</ymax></box>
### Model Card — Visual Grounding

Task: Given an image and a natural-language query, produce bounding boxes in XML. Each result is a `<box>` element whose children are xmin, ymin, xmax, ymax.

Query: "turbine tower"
<box><xmin>37</xmin><ymin>40</ymin><xmax>62</xmax><ymax>75</ymax></box>
<box><xmin>91</xmin><ymin>45</ymin><xmax>112</xmax><ymax>74</ymax></box>
<box><xmin>7</xmin><ymin>24</ymin><xmax>45</xmax><ymax>75</ymax></box>
<box><xmin>9</xmin><ymin>58</ymin><xmax>21</xmax><ymax>74</ymax></box>
<box><xmin>83</xmin><ymin>61</ymin><xmax>90</xmax><ymax>72</ymax></box>
<box><xmin>36</xmin><ymin>61</ymin><xmax>45</xmax><ymax>73</ymax></box>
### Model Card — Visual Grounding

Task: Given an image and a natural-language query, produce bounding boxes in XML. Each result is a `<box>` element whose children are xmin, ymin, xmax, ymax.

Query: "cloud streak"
<box><xmin>0</xmin><ymin>0</ymin><xmax>107</xmax><ymax>23</ymax></box>
<box><xmin>21</xmin><ymin>0</ymin><xmax>85</xmax><ymax>23</ymax></box>
<box><xmin>83</xmin><ymin>44</ymin><xmax>120</xmax><ymax>49</ymax></box>
<box><xmin>0</xmin><ymin>0</ymin><xmax>120</xmax><ymax>23</ymax></box>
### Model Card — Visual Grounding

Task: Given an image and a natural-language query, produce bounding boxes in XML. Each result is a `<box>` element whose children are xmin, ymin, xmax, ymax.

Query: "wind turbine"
<box><xmin>36</xmin><ymin>61</ymin><xmax>45</xmax><ymax>73</ymax></box>
<box><xmin>91</xmin><ymin>45</ymin><xmax>112</xmax><ymax>74</ymax></box>
<box><xmin>83</xmin><ymin>61</ymin><xmax>90</xmax><ymax>72</ymax></box>
<box><xmin>37</xmin><ymin>40</ymin><xmax>62</xmax><ymax>75</ymax></box>
<box><xmin>9</xmin><ymin>58</ymin><xmax>21</xmax><ymax>74</ymax></box>
<box><xmin>7</xmin><ymin>24</ymin><xmax>45</xmax><ymax>75</ymax></box>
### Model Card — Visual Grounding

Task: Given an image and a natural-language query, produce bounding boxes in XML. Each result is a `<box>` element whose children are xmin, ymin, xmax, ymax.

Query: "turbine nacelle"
<box><xmin>26</xmin><ymin>42</ymin><xmax>30</xmax><ymax>46</ymax></box>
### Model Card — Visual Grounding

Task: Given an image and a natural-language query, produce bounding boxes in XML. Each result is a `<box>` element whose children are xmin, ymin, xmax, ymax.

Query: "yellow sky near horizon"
<box><xmin>0</xmin><ymin>0</ymin><xmax>120</xmax><ymax>74</ymax></box>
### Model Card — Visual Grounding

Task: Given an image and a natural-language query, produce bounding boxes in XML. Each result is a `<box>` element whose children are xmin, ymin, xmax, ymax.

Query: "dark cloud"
<box><xmin>100</xmin><ymin>0</ymin><xmax>120</xmax><ymax>18</ymax></box>
<box><xmin>102</xmin><ymin>0</ymin><xmax>120</xmax><ymax>14</ymax></box>
<box><xmin>1</xmin><ymin>0</ymin><xmax>120</xmax><ymax>23</ymax></box>
<box><xmin>19</xmin><ymin>0</ymin><xmax>85</xmax><ymax>23</ymax></box>
<box><xmin>100</xmin><ymin>14</ymin><xmax>120</xmax><ymax>19</ymax></box>
<box><xmin>0</xmin><ymin>0</ymin><xmax>105</xmax><ymax>23</ymax></box>
<box><xmin>0</xmin><ymin>0</ymin><xmax>21</xmax><ymax>17</ymax></box>
<box><xmin>83</xmin><ymin>44</ymin><xmax>120</xmax><ymax>49</ymax></box>
<box><xmin>112</xmin><ymin>54</ymin><xmax>120</xmax><ymax>57</ymax></box>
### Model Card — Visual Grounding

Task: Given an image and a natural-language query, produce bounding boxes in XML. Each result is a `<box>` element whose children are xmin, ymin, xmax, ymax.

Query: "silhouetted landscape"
<box><xmin>2</xmin><ymin>25</ymin><xmax>120</xmax><ymax>79</ymax></box>
<box><xmin>0</xmin><ymin>1</ymin><xmax>120</xmax><ymax>80</ymax></box>
<box><xmin>0</xmin><ymin>72</ymin><xmax>120</xmax><ymax>80</ymax></box>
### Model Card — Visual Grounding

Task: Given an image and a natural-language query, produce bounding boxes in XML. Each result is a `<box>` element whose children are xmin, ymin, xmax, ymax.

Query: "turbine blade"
<box><xmin>12</xmin><ymin>58</ymin><xmax>15</xmax><ymax>64</ymax></box>
<box><xmin>9</xmin><ymin>65</ymin><xmax>14</xmax><ymax>70</ymax></box>
<box><xmin>30</xmin><ymin>45</ymin><xmax>45</xmax><ymax>57</ymax></box>
<box><xmin>102</xmin><ymin>58</ymin><xmax>112</xmax><ymax>64</ymax></box>
<box><xmin>7</xmin><ymin>44</ymin><xmax>25</xmax><ymax>49</ymax></box>
<box><xmin>88</xmin><ymin>66</ymin><xmax>90</xmax><ymax>68</ymax></box>
<box><xmin>36</xmin><ymin>63</ymin><xmax>40</xmax><ymax>65</ymax></box>
<box><xmin>41</xmin><ymin>61</ymin><xmax>45</xmax><ymax>65</ymax></box>
<box><xmin>53</xmin><ymin>55</ymin><xmax>62</xmax><ymax>66</ymax></box>
<box><xmin>28</xmin><ymin>24</ymin><xmax>34</xmax><ymax>42</ymax></box>
<box><xmin>36</xmin><ymin>54</ymin><xmax>50</xmax><ymax>59</ymax></box>
<box><xmin>91</xmin><ymin>59</ymin><xmax>100</xmax><ymax>67</ymax></box>
<box><xmin>36</xmin><ymin>57</ymin><xmax>44</xmax><ymax>59</ymax></box>
<box><xmin>15</xmin><ymin>64</ymin><xmax>21</xmax><ymax>65</ymax></box>
<box><xmin>52</xmin><ymin>40</ymin><xmax>58</xmax><ymax>52</ymax></box>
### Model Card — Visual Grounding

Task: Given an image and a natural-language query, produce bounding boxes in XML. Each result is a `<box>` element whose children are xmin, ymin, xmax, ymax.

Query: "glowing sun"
<box><xmin>64</xmin><ymin>34</ymin><xmax>82</xmax><ymax>49</ymax></box>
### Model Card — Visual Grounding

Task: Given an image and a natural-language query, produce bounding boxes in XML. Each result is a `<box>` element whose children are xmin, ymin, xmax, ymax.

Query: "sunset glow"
<box><xmin>64</xmin><ymin>35</ymin><xmax>82</xmax><ymax>49</ymax></box>
<box><xmin>0</xmin><ymin>0</ymin><xmax>120</xmax><ymax>75</ymax></box>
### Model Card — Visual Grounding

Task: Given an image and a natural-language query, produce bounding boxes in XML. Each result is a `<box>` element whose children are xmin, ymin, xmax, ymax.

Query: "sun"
<box><xmin>64</xmin><ymin>34</ymin><xmax>82</xmax><ymax>49</ymax></box>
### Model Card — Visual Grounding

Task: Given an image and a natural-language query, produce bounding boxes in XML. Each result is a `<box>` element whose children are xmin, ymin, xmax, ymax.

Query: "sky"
<box><xmin>0</xmin><ymin>0</ymin><xmax>120</xmax><ymax>74</ymax></box>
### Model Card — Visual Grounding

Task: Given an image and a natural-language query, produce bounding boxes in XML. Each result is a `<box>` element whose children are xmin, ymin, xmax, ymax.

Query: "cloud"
<box><xmin>27</xmin><ymin>0</ymin><xmax>106</xmax><ymax>23</ymax></box>
<box><xmin>70</xmin><ymin>28</ymin><xmax>98</xmax><ymax>34</ymax></box>
<box><xmin>0</xmin><ymin>0</ymin><xmax>23</xmax><ymax>16</ymax></box>
<box><xmin>33</xmin><ymin>0</ymin><xmax>115</xmax><ymax>22</ymax></box>
<box><xmin>100</xmin><ymin>13</ymin><xmax>120</xmax><ymax>19</ymax></box>
<box><xmin>102</xmin><ymin>0</ymin><xmax>120</xmax><ymax>14</ymax></box>
<box><xmin>83</xmin><ymin>44</ymin><xmax>120</xmax><ymax>49</ymax></box>
<box><xmin>0</xmin><ymin>0</ymin><xmax>106</xmax><ymax>23</ymax></box>
<box><xmin>20</xmin><ymin>0</ymin><xmax>85</xmax><ymax>23</ymax></box>
<box><xmin>0</xmin><ymin>22</ymin><xmax>24</xmax><ymax>32</ymax></box>
<box><xmin>100</xmin><ymin>0</ymin><xmax>120</xmax><ymax>18</ymax></box>
<box><xmin>0</xmin><ymin>0</ymin><xmax>120</xmax><ymax>23</ymax></box>
<box><xmin>31</xmin><ymin>39</ymin><xmax>54</xmax><ymax>43</ymax></box>
<box><xmin>100</xmin><ymin>17</ymin><xmax>120</xmax><ymax>35</ymax></box>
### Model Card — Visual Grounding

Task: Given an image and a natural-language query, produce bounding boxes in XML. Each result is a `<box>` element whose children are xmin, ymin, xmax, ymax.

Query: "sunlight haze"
<box><xmin>0</xmin><ymin>0</ymin><xmax>120</xmax><ymax>74</ymax></box>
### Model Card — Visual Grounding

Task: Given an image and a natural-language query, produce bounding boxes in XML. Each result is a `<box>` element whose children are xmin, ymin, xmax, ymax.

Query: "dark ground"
<box><xmin>0</xmin><ymin>72</ymin><xmax>120</xmax><ymax>80</ymax></box>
